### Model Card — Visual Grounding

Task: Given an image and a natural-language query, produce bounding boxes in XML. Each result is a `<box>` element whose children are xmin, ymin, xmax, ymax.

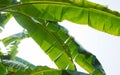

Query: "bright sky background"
<box><xmin>0</xmin><ymin>0</ymin><xmax>120</xmax><ymax>75</ymax></box>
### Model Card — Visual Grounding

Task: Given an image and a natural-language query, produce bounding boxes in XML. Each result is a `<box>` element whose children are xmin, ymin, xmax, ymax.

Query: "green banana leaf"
<box><xmin>14</xmin><ymin>57</ymin><xmax>35</xmax><ymax>70</ymax></box>
<box><xmin>0</xmin><ymin>12</ymin><xmax>12</xmax><ymax>28</ymax></box>
<box><xmin>2</xmin><ymin>31</ymin><xmax>29</xmax><ymax>59</ymax></box>
<box><xmin>7</xmin><ymin>43</ymin><xmax>18</xmax><ymax>60</ymax></box>
<box><xmin>0</xmin><ymin>0</ymin><xmax>111</xmax><ymax>74</ymax></box>
<box><xmin>2</xmin><ymin>31</ymin><xmax>28</xmax><ymax>47</ymax></box>
<box><xmin>3</xmin><ymin>60</ymin><xmax>28</xmax><ymax>71</ymax></box>
<box><xmin>12</xmin><ymin>66</ymin><xmax>89</xmax><ymax>75</ymax></box>
<box><xmin>13</xmin><ymin>12</ymin><xmax>105</xmax><ymax>75</ymax></box>
<box><xmin>2</xmin><ymin>57</ymin><xmax>35</xmax><ymax>71</ymax></box>
<box><xmin>13</xmin><ymin>12</ymin><xmax>76</xmax><ymax>70</ymax></box>
<box><xmin>6</xmin><ymin>0</ymin><xmax>120</xmax><ymax>36</ymax></box>
<box><xmin>9</xmin><ymin>2</ymin><xmax>104</xmax><ymax>74</ymax></box>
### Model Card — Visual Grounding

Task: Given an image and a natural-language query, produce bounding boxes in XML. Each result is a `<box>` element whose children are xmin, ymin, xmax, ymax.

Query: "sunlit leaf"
<box><xmin>13</xmin><ymin>12</ymin><xmax>105</xmax><ymax>75</ymax></box>
<box><xmin>12</xmin><ymin>66</ymin><xmax>89</xmax><ymax>75</ymax></box>
<box><xmin>8</xmin><ymin>0</ymin><xmax>120</xmax><ymax>36</ymax></box>
<box><xmin>0</xmin><ymin>0</ymin><xmax>112</xmax><ymax>75</ymax></box>
<box><xmin>13</xmin><ymin>12</ymin><xmax>76</xmax><ymax>70</ymax></box>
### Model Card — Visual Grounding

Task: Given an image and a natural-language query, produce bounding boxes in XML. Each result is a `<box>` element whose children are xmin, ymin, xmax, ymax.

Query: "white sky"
<box><xmin>0</xmin><ymin>0</ymin><xmax>120</xmax><ymax>75</ymax></box>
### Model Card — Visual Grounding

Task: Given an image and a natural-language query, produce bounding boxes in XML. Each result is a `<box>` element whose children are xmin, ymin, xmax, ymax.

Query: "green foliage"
<box><xmin>0</xmin><ymin>63</ymin><xmax>6</xmax><ymax>75</ymax></box>
<box><xmin>0</xmin><ymin>0</ymin><xmax>12</xmax><ymax>8</ymax></box>
<box><xmin>13</xmin><ymin>12</ymin><xmax>105</xmax><ymax>74</ymax></box>
<box><xmin>12</xmin><ymin>66</ymin><xmax>89</xmax><ymax>75</ymax></box>
<box><xmin>0</xmin><ymin>0</ymin><xmax>119</xmax><ymax>75</ymax></box>
<box><xmin>0</xmin><ymin>12</ymin><xmax>12</xmax><ymax>28</ymax></box>
<box><xmin>8</xmin><ymin>0</ymin><xmax>120</xmax><ymax>35</ymax></box>
<box><xmin>3</xmin><ymin>57</ymin><xmax>35</xmax><ymax>71</ymax></box>
<box><xmin>14</xmin><ymin>57</ymin><xmax>35</xmax><ymax>70</ymax></box>
<box><xmin>13</xmin><ymin>13</ymin><xmax>76</xmax><ymax>70</ymax></box>
<box><xmin>2</xmin><ymin>31</ymin><xmax>28</xmax><ymax>46</ymax></box>
<box><xmin>2</xmin><ymin>31</ymin><xmax>29</xmax><ymax>59</ymax></box>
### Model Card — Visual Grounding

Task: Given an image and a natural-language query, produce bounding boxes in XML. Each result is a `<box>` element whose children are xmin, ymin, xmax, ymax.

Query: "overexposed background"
<box><xmin>0</xmin><ymin>0</ymin><xmax>120</xmax><ymax>75</ymax></box>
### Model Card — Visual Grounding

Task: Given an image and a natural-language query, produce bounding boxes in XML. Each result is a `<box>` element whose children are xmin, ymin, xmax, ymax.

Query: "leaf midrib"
<box><xmin>35</xmin><ymin>21</ymin><xmax>72</xmax><ymax>58</ymax></box>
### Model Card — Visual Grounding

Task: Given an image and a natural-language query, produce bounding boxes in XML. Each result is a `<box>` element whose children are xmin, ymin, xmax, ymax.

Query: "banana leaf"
<box><xmin>5</xmin><ymin>0</ymin><xmax>120</xmax><ymax>36</ymax></box>
<box><xmin>14</xmin><ymin>57</ymin><xmax>35</xmax><ymax>70</ymax></box>
<box><xmin>3</xmin><ymin>60</ymin><xmax>28</xmax><ymax>71</ymax></box>
<box><xmin>13</xmin><ymin>12</ymin><xmax>76</xmax><ymax>70</ymax></box>
<box><xmin>10</xmin><ymin>3</ymin><xmax>105</xmax><ymax>74</ymax></box>
<box><xmin>2</xmin><ymin>31</ymin><xmax>28</xmax><ymax>46</ymax></box>
<box><xmin>2</xmin><ymin>57</ymin><xmax>35</xmax><ymax>71</ymax></box>
<box><xmin>13</xmin><ymin>12</ymin><xmax>105</xmax><ymax>75</ymax></box>
<box><xmin>12</xmin><ymin>66</ymin><xmax>89</xmax><ymax>75</ymax></box>
<box><xmin>0</xmin><ymin>0</ymin><xmax>111</xmax><ymax>74</ymax></box>
<box><xmin>2</xmin><ymin>31</ymin><xmax>29</xmax><ymax>59</ymax></box>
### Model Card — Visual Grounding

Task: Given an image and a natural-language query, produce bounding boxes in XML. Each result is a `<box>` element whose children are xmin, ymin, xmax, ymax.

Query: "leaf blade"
<box><xmin>13</xmin><ymin>12</ymin><xmax>105</xmax><ymax>75</ymax></box>
<box><xmin>12</xmin><ymin>66</ymin><xmax>89</xmax><ymax>75</ymax></box>
<box><xmin>13</xmin><ymin>12</ymin><xmax>76</xmax><ymax>70</ymax></box>
<box><xmin>9</xmin><ymin>0</ymin><xmax>120</xmax><ymax>36</ymax></box>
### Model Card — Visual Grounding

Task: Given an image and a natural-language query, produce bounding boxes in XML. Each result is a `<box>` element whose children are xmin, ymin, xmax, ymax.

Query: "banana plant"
<box><xmin>0</xmin><ymin>0</ymin><xmax>120</xmax><ymax>75</ymax></box>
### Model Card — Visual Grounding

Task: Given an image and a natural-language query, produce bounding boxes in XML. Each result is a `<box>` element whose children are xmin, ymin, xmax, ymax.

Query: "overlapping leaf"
<box><xmin>2</xmin><ymin>57</ymin><xmax>35</xmax><ymax>71</ymax></box>
<box><xmin>13</xmin><ymin>12</ymin><xmax>76</xmax><ymax>70</ymax></box>
<box><xmin>2</xmin><ymin>31</ymin><xmax>28</xmax><ymax>46</ymax></box>
<box><xmin>2</xmin><ymin>31</ymin><xmax>28</xmax><ymax>59</ymax></box>
<box><xmin>13</xmin><ymin>12</ymin><xmax>105</xmax><ymax>75</ymax></box>
<box><xmin>14</xmin><ymin>57</ymin><xmax>35</xmax><ymax>70</ymax></box>
<box><xmin>6</xmin><ymin>0</ymin><xmax>120</xmax><ymax>35</ymax></box>
<box><xmin>0</xmin><ymin>0</ymin><xmax>113</xmax><ymax>75</ymax></box>
<box><xmin>10</xmin><ymin>1</ymin><xmax>106</xmax><ymax>74</ymax></box>
<box><xmin>12</xmin><ymin>66</ymin><xmax>89</xmax><ymax>75</ymax></box>
<box><xmin>3</xmin><ymin>60</ymin><xmax>28</xmax><ymax>71</ymax></box>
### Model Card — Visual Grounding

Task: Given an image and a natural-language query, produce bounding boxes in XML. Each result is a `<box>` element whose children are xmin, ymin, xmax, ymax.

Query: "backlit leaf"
<box><xmin>13</xmin><ymin>12</ymin><xmax>105</xmax><ymax>75</ymax></box>
<box><xmin>13</xmin><ymin>12</ymin><xmax>76</xmax><ymax>70</ymax></box>
<box><xmin>9</xmin><ymin>0</ymin><xmax>120</xmax><ymax>36</ymax></box>
<box><xmin>12</xmin><ymin>66</ymin><xmax>89</xmax><ymax>75</ymax></box>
